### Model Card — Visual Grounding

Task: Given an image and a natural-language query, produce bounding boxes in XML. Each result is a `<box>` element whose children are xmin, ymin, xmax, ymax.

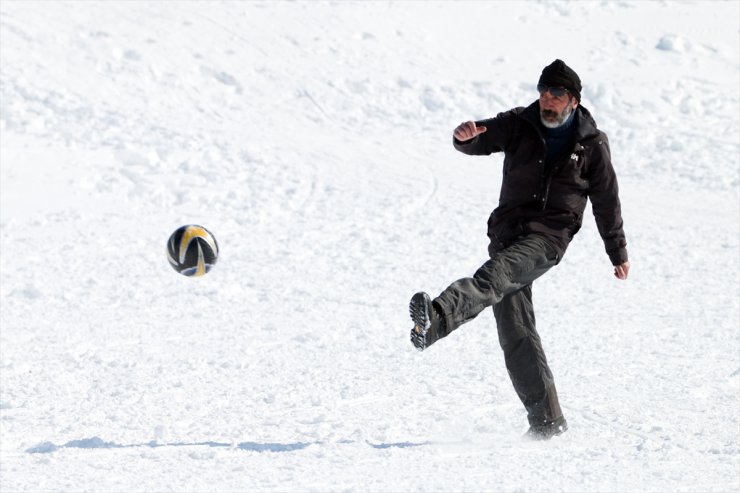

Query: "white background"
<box><xmin>1</xmin><ymin>1</ymin><xmax>738</xmax><ymax>492</ymax></box>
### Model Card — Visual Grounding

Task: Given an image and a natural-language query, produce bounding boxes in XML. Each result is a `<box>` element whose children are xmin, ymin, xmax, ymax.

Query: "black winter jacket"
<box><xmin>454</xmin><ymin>101</ymin><xmax>628</xmax><ymax>265</ymax></box>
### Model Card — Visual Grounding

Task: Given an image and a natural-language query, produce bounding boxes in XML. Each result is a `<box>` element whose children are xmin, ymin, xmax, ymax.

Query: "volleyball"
<box><xmin>166</xmin><ymin>225</ymin><xmax>219</xmax><ymax>277</ymax></box>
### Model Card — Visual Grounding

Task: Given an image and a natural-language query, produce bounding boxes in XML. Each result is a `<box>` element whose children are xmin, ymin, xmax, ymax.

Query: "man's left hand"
<box><xmin>614</xmin><ymin>261</ymin><xmax>630</xmax><ymax>280</ymax></box>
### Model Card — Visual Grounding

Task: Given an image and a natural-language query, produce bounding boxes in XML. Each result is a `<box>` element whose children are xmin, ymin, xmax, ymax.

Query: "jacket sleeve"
<box><xmin>586</xmin><ymin>134</ymin><xmax>629</xmax><ymax>265</ymax></box>
<box><xmin>452</xmin><ymin>110</ymin><xmax>517</xmax><ymax>156</ymax></box>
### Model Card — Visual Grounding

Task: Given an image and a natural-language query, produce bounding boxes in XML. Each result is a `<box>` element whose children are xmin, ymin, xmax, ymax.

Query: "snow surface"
<box><xmin>1</xmin><ymin>1</ymin><xmax>739</xmax><ymax>492</ymax></box>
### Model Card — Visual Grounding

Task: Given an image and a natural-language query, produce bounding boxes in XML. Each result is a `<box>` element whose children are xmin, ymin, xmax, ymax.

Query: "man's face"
<box><xmin>538</xmin><ymin>87</ymin><xmax>578</xmax><ymax>128</ymax></box>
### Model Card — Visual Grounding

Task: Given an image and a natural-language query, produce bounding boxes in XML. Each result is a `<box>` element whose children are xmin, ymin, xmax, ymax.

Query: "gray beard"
<box><xmin>540</xmin><ymin>104</ymin><xmax>574</xmax><ymax>129</ymax></box>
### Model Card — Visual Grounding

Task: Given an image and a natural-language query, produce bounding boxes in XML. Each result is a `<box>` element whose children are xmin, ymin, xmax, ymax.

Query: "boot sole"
<box><xmin>409</xmin><ymin>292</ymin><xmax>432</xmax><ymax>351</ymax></box>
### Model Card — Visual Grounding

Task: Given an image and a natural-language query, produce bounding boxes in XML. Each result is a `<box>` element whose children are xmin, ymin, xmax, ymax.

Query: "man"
<box><xmin>409</xmin><ymin>59</ymin><xmax>629</xmax><ymax>440</ymax></box>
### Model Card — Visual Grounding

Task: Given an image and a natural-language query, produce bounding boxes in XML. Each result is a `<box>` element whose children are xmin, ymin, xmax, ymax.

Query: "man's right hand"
<box><xmin>454</xmin><ymin>121</ymin><xmax>487</xmax><ymax>142</ymax></box>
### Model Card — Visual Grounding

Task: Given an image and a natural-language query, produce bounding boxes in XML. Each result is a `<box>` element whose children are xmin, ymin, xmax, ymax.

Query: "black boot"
<box><xmin>525</xmin><ymin>415</ymin><xmax>568</xmax><ymax>440</ymax></box>
<box><xmin>409</xmin><ymin>292</ymin><xmax>445</xmax><ymax>351</ymax></box>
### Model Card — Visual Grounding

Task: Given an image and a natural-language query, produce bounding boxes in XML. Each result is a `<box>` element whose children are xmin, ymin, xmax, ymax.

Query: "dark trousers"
<box><xmin>433</xmin><ymin>235</ymin><xmax>563</xmax><ymax>424</ymax></box>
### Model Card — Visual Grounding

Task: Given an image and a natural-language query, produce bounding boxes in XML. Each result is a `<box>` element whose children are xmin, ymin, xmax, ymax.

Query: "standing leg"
<box><xmin>409</xmin><ymin>234</ymin><xmax>567</xmax><ymax>438</ymax></box>
<box><xmin>493</xmin><ymin>285</ymin><xmax>564</xmax><ymax>430</ymax></box>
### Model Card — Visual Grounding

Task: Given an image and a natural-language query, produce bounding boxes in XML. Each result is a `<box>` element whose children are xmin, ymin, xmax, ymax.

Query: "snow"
<box><xmin>1</xmin><ymin>1</ymin><xmax>739</xmax><ymax>492</ymax></box>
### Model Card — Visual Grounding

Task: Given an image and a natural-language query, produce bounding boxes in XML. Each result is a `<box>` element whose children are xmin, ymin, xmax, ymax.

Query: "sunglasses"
<box><xmin>537</xmin><ymin>84</ymin><xmax>570</xmax><ymax>98</ymax></box>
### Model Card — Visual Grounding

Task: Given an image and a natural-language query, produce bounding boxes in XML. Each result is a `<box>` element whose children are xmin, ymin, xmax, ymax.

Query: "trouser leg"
<box><xmin>494</xmin><ymin>285</ymin><xmax>563</xmax><ymax>424</ymax></box>
<box><xmin>433</xmin><ymin>235</ymin><xmax>557</xmax><ymax>337</ymax></box>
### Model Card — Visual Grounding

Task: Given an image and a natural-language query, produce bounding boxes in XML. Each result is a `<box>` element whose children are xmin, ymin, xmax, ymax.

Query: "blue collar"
<box><xmin>541</xmin><ymin>108</ymin><xmax>576</xmax><ymax>136</ymax></box>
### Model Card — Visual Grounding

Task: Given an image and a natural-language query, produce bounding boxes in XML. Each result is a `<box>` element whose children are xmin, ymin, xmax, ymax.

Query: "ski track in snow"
<box><xmin>1</xmin><ymin>1</ymin><xmax>739</xmax><ymax>492</ymax></box>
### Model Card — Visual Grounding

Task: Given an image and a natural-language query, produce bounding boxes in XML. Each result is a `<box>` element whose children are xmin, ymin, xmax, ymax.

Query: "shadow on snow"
<box><xmin>26</xmin><ymin>436</ymin><xmax>428</xmax><ymax>454</ymax></box>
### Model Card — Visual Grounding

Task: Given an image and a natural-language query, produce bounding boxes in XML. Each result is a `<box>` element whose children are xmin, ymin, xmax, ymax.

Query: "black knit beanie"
<box><xmin>539</xmin><ymin>59</ymin><xmax>582</xmax><ymax>102</ymax></box>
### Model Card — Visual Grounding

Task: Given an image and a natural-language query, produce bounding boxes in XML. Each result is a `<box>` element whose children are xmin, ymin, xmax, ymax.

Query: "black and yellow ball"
<box><xmin>166</xmin><ymin>225</ymin><xmax>219</xmax><ymax>277</ymax></box>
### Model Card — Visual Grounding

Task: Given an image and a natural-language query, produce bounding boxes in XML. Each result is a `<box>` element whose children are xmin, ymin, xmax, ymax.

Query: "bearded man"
<box><xmin>409</xmin><ymin>59</ymin><xmax>630</xmax><ymax>440</ymax></box>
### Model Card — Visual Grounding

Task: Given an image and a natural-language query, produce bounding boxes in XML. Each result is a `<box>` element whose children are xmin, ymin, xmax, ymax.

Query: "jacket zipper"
<box><xmin>540</xmin><ymin>143</ymin><xmax>584</xmax><ymax>210</ymax></box>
